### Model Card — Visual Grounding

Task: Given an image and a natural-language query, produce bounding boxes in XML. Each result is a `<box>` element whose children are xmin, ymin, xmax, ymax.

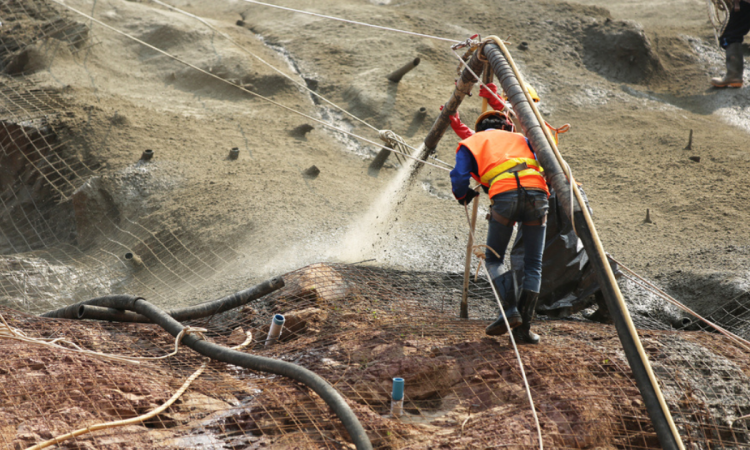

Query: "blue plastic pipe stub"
<box><xmin>273</xmin><ymin>314</ymin><xmax>285</xmax><ymax>326</ymax></box>
<box><xmin>392</xmin><ymin>377</ymin><xmax>405</xmax><ymax>401</ymax></box>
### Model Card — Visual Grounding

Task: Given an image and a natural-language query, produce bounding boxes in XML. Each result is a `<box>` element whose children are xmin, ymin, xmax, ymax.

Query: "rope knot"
<box><xmin>378</xmin><ymin>129</ymin><xmax>403</xmax><ymax>147</ymax></box>
<box><xmin>180</xmin><ymin>326</ymin><xmax>208</xmax><ymax>342</ymax></box>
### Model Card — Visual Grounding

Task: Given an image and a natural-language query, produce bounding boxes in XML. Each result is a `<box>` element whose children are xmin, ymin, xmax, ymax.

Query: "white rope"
<box><xmin>462</xmin><ymin>202</ymin><xmax>544</xmax><ymax>449</ymax></box>
<box><xmin>25</xmin><ymin>331</ymin><xmax>253</xmax><ymax>450</ymax></box>
<box><xmin>0</xmin><ymin>311</ymin><xmax>209</xmax><ymax>365</ymax></box>
<box><xmin>49</xmin><ymin>0</ymin><xmax>453</xmax><ymax>173</ymax></box>
<box><xmin>25</xmin><ymin>359</ymin><xmax>210</xmax><ymax>450</ymax></box>
<box><xmin>238</xmin><ymin>0</ymin><xmax>460</xmax><ymax>43</ymax></box>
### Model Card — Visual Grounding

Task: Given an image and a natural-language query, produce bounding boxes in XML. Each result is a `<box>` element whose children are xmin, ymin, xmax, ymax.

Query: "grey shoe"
<box><xmin>711</xmin><ymin>42</ymin><xmax>744</xmax><ymax>88</ymax></box>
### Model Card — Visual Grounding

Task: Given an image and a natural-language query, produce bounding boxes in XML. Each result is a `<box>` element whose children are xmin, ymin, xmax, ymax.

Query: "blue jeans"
<box><xmin>485</xmin><ymin>190</ymin><xmax>548</xmax><ymax>293</ymax></box>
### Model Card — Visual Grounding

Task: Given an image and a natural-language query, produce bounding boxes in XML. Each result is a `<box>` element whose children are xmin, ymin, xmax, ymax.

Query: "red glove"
<box><xmin>440</xmin><ymin>105</ymin><xmax>474</xmax><ymax>139</ymax></box>
<box><xmin>479</xmin><ymin>83</ymin><xmax>506</xmax><ymax>111</ymax></box>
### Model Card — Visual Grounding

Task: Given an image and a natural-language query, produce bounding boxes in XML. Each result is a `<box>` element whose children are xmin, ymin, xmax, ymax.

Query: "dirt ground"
<box><xmin>6</xmin><ymin>264</ymin><xmax>750</xmax><ymax>449</ymax></box>
<box><xmin>2</xmin><ymin>0</ymin><xmax>749</xmax><ymax>315</ymax></box>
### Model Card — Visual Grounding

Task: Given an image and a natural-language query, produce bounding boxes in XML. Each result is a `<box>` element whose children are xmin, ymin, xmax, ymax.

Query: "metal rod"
<box><xmin>482</xmin><ymin>39</ymin><xmax>684</xmax><ymax>450</ymax></box>
<box><xmin>387</xmin><ymin>57</ymin><xmax>420</xmax><ymax>83</ymax></box>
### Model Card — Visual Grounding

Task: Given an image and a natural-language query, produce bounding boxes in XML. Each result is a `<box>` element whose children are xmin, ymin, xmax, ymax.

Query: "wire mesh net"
<box><xmin>3</xmin><ymin>0</ymin><xmax>750</xmax><ymax>449</ymax></box>
<box><xmin>3</xmin><ymin>263</ymin><xmax>750</xmax><ymax>449</ymax></box>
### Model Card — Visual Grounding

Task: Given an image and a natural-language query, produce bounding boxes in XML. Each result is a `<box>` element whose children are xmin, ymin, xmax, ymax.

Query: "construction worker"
<box><xmin>711</xmin><ymin>0</ymin><xmax>749</xmax><ymax>88</ymax></box>
<box><xmin>451</xmin><ymin>110</ymin><xmax>549</xmax><ymax>344</ymax></box>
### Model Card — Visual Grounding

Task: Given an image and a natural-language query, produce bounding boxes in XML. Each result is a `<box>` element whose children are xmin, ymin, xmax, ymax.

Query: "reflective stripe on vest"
<box><xmin>457</xmin><ymin>130</ymin><xmax>549</xmax><ymax>198</ymax></box>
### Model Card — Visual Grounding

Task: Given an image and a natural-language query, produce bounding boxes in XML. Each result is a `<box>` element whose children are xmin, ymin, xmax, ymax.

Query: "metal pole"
<box><xmin>482</xmin><ymin>39</ymin><xmax>684</xmax><ymax>450</ymax></box>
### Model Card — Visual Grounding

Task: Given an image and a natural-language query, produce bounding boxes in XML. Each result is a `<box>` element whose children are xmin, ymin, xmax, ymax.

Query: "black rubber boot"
<box><xmin>512</xmin><ymin>290</ymin><xmax>540</xmax><ymax>345</ymax></box>
<box><xmin>485</xmin><ymin>265</ymin><xmax>522</xmax><ymax>336</ymax></box>
<box><xmin>485</xmin><ymin>306</ymin><xmax>522</xmax><ymax>336</ymax></box>
<box><xmin>711</xmin><ymin>42</ymin><xmax>744</xmax><ymax>88</ymax></box>
<box><xmin>582</xmin><ymin>291</ymin><xmax>613</xmax><ymax>324</ymax></box>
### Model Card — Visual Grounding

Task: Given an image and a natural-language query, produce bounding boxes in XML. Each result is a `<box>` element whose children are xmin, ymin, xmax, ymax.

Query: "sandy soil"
<box><xmin>2</xmin><ymin>0</ymin><xmax>749</xmax><ymax>318</ymax></box>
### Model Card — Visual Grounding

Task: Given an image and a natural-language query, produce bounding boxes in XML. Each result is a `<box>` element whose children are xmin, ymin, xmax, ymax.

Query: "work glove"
<box><xmin>456</xmin><ymin>188</ymin><xmax>479</xmax><ymax>206</ymax></box>
<box><xmin>440</xmin><ymin>105</ymin><xmax>474</xmax><ymax>139</ymax></box>
<box><xmin>479</xmin><ymin>83</ymin><xmax>506</xmax><ymax>111</ymax></box>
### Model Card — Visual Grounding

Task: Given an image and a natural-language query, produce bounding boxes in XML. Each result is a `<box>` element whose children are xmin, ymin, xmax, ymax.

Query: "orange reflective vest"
<box><xmin>457</xmin><ymin>130</ymin><xmax>548</xmax><ymax>198</ymax></box>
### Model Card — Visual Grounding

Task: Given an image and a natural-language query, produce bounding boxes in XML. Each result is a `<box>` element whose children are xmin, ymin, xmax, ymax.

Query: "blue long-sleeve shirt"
<box><xmin>450</xmin><ymin>136</ymin><xmax>537</xmax><ymax>200</ymax></box>
<box><xmin>450</xmin><ymin>145</ymin><xmax>478</xmax><ymax>200</ymax></box>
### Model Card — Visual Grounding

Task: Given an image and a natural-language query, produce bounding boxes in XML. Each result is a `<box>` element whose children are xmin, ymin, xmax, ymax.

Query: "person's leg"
<box><xmin>485</xmin><ymin>193</ymin><xmax>523</xmax><ymax>336</ymax></box>
<box><xmin>520</xmin><ymin>222</ymin><xmax>546</xmax><ymax>293</ymax></box>
<box><xmin>513</xmin><ymin>191</ymin><xmax>548</xmax><ymax>344</ymax></box>
<box><xmin>713</xmin><ymin>3</ymin><xmax>750</xmax><ymax>87</ymax></box>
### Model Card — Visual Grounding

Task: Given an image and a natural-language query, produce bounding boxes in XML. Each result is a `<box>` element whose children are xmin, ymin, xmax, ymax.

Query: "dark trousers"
<box><xmin>720</xmin><ymin>1</ymin><xmax>750</xmax><ymax>48</ymax></box>
<box><xmin>485</xmin><ymin>190</ymin><xmax>548</xmax><ymax>293</ymax></box>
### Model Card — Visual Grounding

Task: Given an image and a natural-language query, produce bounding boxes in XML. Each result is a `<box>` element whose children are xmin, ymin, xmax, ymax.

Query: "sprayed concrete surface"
<box><xmin>1</xmin><ymin>0</ymin><xmax>749</xmax><ymax>321</ymax></box>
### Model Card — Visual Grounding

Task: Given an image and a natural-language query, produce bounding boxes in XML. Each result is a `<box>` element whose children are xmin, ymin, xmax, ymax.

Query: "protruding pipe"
<box><xmin>387</xmin><ymin>57</ymin><xmax>420</xmax><ymax>83</ymax></box>
<box><xmin>418</xmin><ymin>106</ymin><xmax>427</xmax><ymax>116</ymax></box>
<box><xmin>391</xmin><ymin>377</ymin><xmax>405</xmax><ymax>417</ymax></box>
<box><xmin>266</xmin><ymin>314</ymin><xmax>285</xmax><ymax>346</ymax></box>
<box><xmin>229</xmin><ymin>147</ymin><xmax>240</xmax><ymax>160</ymax></box>
<box><xmin>368</xmin><ymin>144</ymin><xmax>393</xmax><ymax>177</ymax></box>
<box><xmin>671</xmin><ymin>317</ymin><xmax>692</xmax><ymax>329</ymax></box>
<box><xmin>124</xmin><ymin>252</ymin><xmax>143</xmax><ymax>267</ymax></box>
<box><xmin>140</xmin><ymin>149</ymin><xmax>154</xmax><ymax>161</ymax></box>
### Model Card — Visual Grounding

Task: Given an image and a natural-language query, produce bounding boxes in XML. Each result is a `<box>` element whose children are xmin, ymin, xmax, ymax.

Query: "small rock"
<box><xmin>303</xmin><ymin>165</ymin><xmax>320</xmax><ymax>179</ymax></box>
<box><xmin>290</xmin><ymin>124</ymin><xmax>314</xmax><ymax>140</ymax></box>
<box><xmin>689</xmin><ymin>156</ymin><xmax>701</xmax><ymax>163</ymax></box>
<box><xmin>236</xmin><ymin>20</ymin><xmax>245</xmax><ymax>26</ymax></box>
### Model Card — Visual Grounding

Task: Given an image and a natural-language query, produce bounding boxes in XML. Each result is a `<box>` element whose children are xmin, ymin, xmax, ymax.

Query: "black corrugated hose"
<box><xmin>40</xmin><ymin>286</ymin><xmax>372</xmax><ymax>449</ymax></box>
